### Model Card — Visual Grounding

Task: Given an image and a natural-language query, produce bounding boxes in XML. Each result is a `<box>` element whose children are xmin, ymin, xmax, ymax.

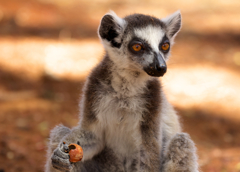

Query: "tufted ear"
<box><xmin>161</xmin><ymin>11</ymin><xmax>182</xmax><ymax>38</ymax></box>
<box><xmin>98</xmin><ymin>11</ymin><xmax>126</xmax><ymax>48</ymax></box>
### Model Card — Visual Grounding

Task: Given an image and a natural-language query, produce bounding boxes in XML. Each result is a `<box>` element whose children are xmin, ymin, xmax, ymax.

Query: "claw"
<box><xmin>51</xmin><ymin>147</ymin><xmax>73</xmax><ymax>172</ymax></box>
<box><xmin>63</xmin><ymin>142</ymin><xmax>69</xmax><ymax>153</ymax></box>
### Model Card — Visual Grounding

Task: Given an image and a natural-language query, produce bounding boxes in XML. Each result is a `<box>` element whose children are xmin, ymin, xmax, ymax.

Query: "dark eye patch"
<box><xmin>128</xmin><ymin>37</ymin><xmax>152</xmax><ymax>55</ymax></box>
<box><xmin>159</xmin><ymin>35</ymin><xmax>170</xmax><ymax>53</ymax></box>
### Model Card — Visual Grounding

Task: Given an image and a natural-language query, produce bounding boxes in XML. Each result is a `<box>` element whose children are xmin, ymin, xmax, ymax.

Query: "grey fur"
<box><xmin>162</xmin><ymin>133</ymin><xmax>198</xmax><ymax>172</ymax></box>
<box><xmin>45</xmin><ymin>11</ymin><xmax>198</xmax><ymax>172</ymax></box>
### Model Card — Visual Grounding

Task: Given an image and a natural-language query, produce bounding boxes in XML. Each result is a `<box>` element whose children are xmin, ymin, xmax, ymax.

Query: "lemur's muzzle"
<box><xmin>144</xmin><ymin>54</ymin><xmax>167</xmax><ymax>77</ymax></box>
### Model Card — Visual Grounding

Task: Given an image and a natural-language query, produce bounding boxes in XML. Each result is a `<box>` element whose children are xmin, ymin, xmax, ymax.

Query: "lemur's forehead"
<box><xmin>133</xmin><ymin>26</ymin><xmax>165</xmax><ymax>52</ymax></box>
<box><xmin>123</xmin><ymin>14</ymin><xmax>166</xmax><ymax>52</ymax></box>
<box><xmin>124</xmin><ymin>13</ymin><xmax>164</xmax><ymax>29</ymax></box>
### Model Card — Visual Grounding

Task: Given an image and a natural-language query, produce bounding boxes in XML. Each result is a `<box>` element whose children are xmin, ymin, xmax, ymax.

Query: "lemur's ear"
<box><xmin>161</xmin><ymin>11</ymin><xmax>181</xmax><ymax>38</ymax></box>
<box><xmin>98</xmin><ymin>11</ymin><xmax>126</xmax><ymax>48</ymax></box>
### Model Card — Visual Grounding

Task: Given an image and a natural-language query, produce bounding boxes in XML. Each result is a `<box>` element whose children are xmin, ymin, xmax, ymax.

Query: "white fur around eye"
<box><xmin>134</xmin><ymin>26</ymin><xmax>165</xmax><ymax>53</ymax></box>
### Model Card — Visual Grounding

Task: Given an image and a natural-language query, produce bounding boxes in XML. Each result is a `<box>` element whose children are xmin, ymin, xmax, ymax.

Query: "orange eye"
<box><xmin>132</xmin><ymin>44</ymin><xmax>142</xmax><ymax>51</ymax></box>
<box><xmin>161</xmin><ymin>43</ymin><xmax>170</xmax><ymax>51</ymax></box>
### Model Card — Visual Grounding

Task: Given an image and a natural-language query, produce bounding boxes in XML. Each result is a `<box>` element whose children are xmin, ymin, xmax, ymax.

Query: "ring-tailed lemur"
<box><xmin>45</xmin><ymin>11</ymin><xmax>198</xmax><ymax>172</ymax></box>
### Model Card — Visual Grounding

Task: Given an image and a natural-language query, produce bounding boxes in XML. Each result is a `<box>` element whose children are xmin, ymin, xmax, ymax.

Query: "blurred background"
<box><xmin>0</xmin><ymin>0</ymin><xmax>240</xmax><ymax>171</ymax></box>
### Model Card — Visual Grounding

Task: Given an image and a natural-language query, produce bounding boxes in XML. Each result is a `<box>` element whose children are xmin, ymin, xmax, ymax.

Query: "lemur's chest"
<box><xmin>95</xmin><ymin>90</ymin><xmax>147</xmax><ymax>155</ymax></box>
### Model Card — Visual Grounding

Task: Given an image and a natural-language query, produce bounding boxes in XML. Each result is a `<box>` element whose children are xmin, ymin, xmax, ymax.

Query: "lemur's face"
<box><xmin>99</xmin><ymin>11</ymin><xmax>181</xmax><ymax>77</ymax></box>
<box><xmin>125</xmin><ymin>25</ymin><xmax>169</xmax><ymax>77</ymax></box>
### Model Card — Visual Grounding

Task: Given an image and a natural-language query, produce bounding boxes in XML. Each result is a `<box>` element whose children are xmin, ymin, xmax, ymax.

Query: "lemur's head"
<box><xmin>98</xmin><ymin>11</ymin><xmax>181</xmax><ymax>77</ymax></box>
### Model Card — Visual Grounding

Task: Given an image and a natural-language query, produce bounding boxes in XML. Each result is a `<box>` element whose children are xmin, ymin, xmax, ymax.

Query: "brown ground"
<box><xmin>0</xmin><ymin>0</ymin><xmax>240</xmax><ymax>171</ymax></box>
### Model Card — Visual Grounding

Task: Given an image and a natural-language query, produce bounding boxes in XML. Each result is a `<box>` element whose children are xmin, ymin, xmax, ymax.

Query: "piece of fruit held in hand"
<box><xmin>68</xmin><ymin>143</ymin><xmax>83</xmax><ymax>162</ymax></box>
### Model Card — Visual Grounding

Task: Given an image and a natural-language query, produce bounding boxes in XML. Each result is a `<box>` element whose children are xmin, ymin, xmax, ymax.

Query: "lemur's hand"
<box><xmin>163</xmin><ymin>133</ymin><xmax>199</xmax><ymax>172</ymax></box>
<box><xmin>51</xmin><ymin>142</ymin><xmax>73</xmax><ymax>172</ymax></box>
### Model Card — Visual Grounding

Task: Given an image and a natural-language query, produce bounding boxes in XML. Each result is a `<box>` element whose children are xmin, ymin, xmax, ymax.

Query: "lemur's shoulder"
<box><xmin>88</xmin><ymin>55</ymin><xmax>112</xmax><ymax>83</ymax></box>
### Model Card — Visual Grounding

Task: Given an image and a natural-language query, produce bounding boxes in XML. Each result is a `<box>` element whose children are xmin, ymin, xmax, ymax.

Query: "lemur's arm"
<box><xmin>161</xmin><ymin>133</ymin><xmax>199</xmax><ymax>172</ymax></box>
<box><xmin>47</xmin><ymin>71</ymin><xmax>107</xmax><ymax>172</ymax></box>
<box><xmin>47</xmin><ymin>125</ymin><xmax>104</xmax><ymax>172</ymax></box>
<box><xmin>160</xmin><ymin>94</ymin><xmax>199</xmax><ymax>172</ymax></box>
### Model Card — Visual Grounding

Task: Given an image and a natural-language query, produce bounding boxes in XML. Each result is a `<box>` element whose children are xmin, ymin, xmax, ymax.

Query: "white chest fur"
<box><xmin>92</xmin><ymin>72</ymin><xmax>149</xmax><ymax>157</ymax></box>
<box><xmin>95</xmin><ymin>91</ymin><xmax>144</xmax><ymax>156</ymax></box>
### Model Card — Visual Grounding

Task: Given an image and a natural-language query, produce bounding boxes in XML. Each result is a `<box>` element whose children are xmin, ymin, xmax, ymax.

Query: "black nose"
<box><xmin>143</xmin><ymin>54</ymin><xmax>167</xmax><ymax>77</ymax></box>
<box><xmin>155</xmin><ymin>54</ymin><xmax>167</xmax><ymax>76</ymax></box>
<box><xmin>155</xmin><ymin>63</ymin><xmax>167</xmax><ymax>76</ymax></box>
